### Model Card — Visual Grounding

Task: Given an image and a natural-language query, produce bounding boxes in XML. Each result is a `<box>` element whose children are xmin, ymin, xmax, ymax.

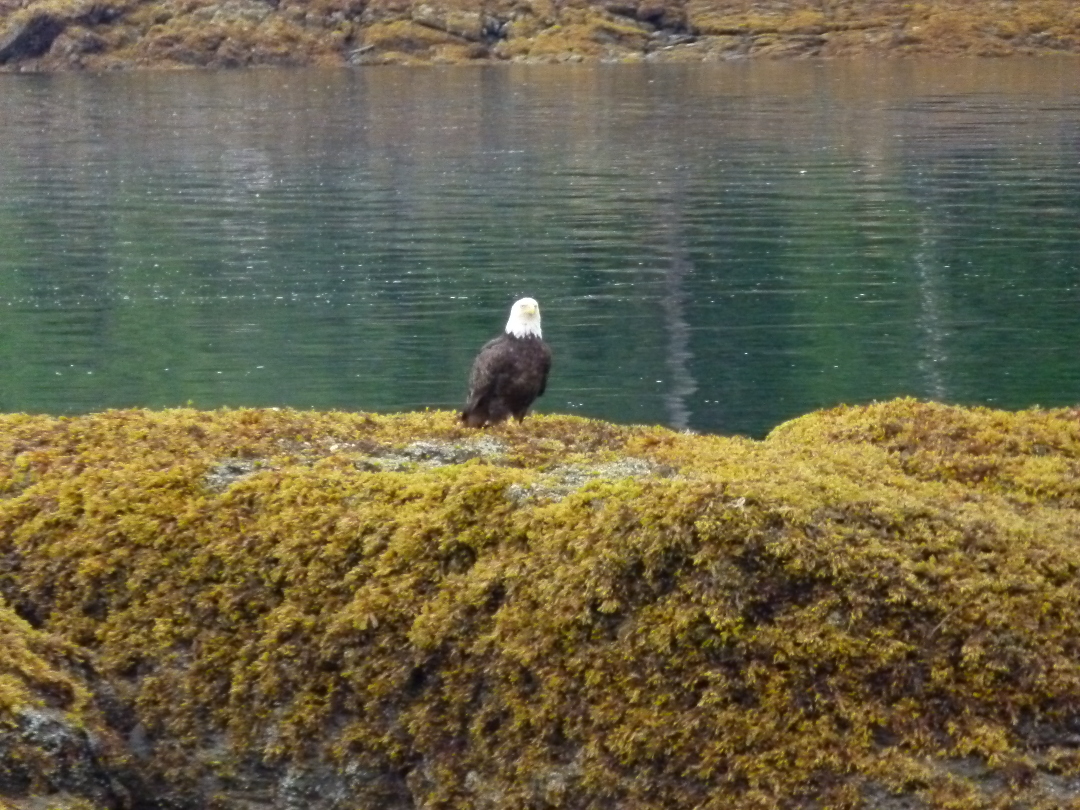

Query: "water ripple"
<box><xmin>1</xmin><ymin>62</ymin><xmax>1079</xmax><ymax>434</ymax></box>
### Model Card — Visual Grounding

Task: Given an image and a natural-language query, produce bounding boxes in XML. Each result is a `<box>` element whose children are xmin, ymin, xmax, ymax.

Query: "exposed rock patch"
<box><xmin>398</xmin><ymin>436</ymin><xmax>507</xmax><ymax>464</ymax></box>
<box><xmin>203</xmin><ymin>457</ymin><xmax>269</xmax><ymax>491</ymax></box>
<box><xmin>0</xmin><ymin>12</ymin><xmax>65</xmax><ymax>63</ymax></box>
<box><xmin>507</xmin><ymin>456</ymin><xmax>671</xmax><ymax>503</ymax></box>
<box><xmin>0</xmin><ymin>708</ymin><xmax>122</xmax><ymax>807</ymax></box>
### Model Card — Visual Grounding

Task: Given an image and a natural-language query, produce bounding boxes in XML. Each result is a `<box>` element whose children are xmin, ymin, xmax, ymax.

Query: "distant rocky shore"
<box><xmin>0</xmin><ymin>0</ymin><xmax>1078</xmax><ymax>70</ymax></box>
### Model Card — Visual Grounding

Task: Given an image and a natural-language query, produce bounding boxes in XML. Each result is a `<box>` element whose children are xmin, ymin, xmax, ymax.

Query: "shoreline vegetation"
<box><xmin>4</xmin><ymin>400</ymin><xmax>1080</xmax><ymax>808</ymax></box>
<box><xmin>0</xmin><ymin>0</ymin><xmax>1078</xmax><ymax>70</ymax></box>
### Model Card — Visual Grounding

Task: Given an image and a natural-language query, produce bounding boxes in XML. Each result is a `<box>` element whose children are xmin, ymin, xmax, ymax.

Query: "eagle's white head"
<box><xmin>505</xmin><ymin>297</ymin><xmax>543</xmax><ymax>339</ymax></box>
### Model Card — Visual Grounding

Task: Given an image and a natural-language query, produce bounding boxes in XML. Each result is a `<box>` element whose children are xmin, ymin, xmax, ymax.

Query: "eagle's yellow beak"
<box><xmin>523</xmin><ymin>303</ymin><xmax>537</xmax><ymax>316</ymax></box>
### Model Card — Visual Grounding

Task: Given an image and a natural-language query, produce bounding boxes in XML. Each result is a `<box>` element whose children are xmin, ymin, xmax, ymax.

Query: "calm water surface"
<box><xmin>1</xmin><ymin>60</ymin><xmax>1079</xmax><ymax>436</ymax></box>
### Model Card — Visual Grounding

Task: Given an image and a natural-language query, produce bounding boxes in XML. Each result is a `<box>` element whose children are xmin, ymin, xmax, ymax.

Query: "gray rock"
<box><xmin>0</xmin><ymin>707</ymin><xmax>127</xmax><ymax>807</ymax></box>
<box><xmin>354</xmin><ymin>437</ymin><xmax>508</xmax><ymax>472</ymax></box>
<box><xmin>204</xmin><ymin>458</ymin><xmax>268</xmax><ymax>491</ymax></box>
<box><xmin>506</xmin><ymin>456</ymin><xmax>672</xmax><ymax>503</ymax></box>
<box><xmin>0</xmin><ymin>13</ymin><xmax>67</xmax><ymax>64</ymax></box>
<box><xmin>51</xmin><ymin>26</ymin><xmax>108</xmax><ymax>59</ymax></box>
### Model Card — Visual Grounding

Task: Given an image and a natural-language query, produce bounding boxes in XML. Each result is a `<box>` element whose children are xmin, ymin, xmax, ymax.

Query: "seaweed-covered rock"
<box><xmin>3</xmin><ymin>401</ymin><xmax>1080</xmax><ymax>808</ymax></box>
<box><xmin>0</xmin><ymin>0</ymin><xmax>1078</xmax><ymax>68</ymax></box>
<box><xmin>0</xmin><ymin>597</ymin><xmax>126</xmax><ymax>810</ymax></box>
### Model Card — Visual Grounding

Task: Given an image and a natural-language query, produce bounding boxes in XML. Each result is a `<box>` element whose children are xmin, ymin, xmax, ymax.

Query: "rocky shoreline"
<box><xmin>5</xmin><ymin>401</ymin><xmax>1080</xmax><ymax>809</ymax></box>
<box><xmin>1</xmin><ymin>0</ymin><xmax>1078</xmax><ymax>70</ymax></box>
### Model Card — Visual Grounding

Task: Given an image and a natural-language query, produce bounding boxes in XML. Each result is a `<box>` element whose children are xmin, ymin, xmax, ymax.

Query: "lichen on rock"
<box><xmin>3</xmin><ymin>401</ymin><xmax>1080</xmax><ymax>808</ymax></box>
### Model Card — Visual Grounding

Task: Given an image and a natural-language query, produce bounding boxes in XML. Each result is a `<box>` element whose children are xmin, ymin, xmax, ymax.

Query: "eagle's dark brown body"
<box><xmin>461</xmin><ymin>333</ymin><xmax>552</xmax><ymax>427</ymax></box>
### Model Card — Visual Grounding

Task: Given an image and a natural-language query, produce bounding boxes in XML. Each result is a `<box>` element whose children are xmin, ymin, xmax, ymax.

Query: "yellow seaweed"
<box><xmin>2</xmin><ymin>401</ymin><xmax>1080</xmax><ymax>807</ymax></box>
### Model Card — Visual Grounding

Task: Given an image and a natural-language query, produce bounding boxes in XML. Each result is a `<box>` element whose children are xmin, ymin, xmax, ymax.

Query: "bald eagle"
<box><xmin>461</xmin><ymin>297</ymin><xmax>552</xmax><ymax>428</ymax></box>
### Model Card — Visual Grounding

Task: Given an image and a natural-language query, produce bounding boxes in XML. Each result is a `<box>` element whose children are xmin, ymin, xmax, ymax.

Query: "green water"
<box><xmin>1</xmin><ymin>60</ymin><xmax>1079</xmax><ymax>436</ymax></box>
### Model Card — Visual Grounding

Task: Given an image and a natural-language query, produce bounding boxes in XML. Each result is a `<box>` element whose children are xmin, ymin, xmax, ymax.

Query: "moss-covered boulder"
<box><xmin>3</xmin><ymin>400</ymin><xmax>1080</xmax><ymax>808</ymax></box>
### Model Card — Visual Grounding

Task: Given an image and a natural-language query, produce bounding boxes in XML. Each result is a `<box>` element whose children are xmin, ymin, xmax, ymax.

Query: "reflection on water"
<box><xmin>1</xmin><ymin>61</ymin><xmax>1079</xmax><ymax>436</ymax></box>
<box><xmin>655</xmin><ymin>171</ymin><xmax>697</xmax><ymax>431</ymax></box>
